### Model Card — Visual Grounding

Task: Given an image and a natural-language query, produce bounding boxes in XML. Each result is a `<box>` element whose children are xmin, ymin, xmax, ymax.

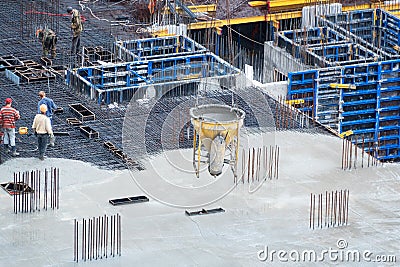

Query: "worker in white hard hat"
<box><xmin>32</xmin><ymin>104</ymin><xmax>54</xmax><ymax>160</ymax></box>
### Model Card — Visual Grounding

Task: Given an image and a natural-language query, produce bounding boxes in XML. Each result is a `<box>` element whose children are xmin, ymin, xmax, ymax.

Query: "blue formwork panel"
<box><xmin>67</xmin><ymin>51</ymin><xmax>240</xmax><ymax>104</ymax></box>
<box><xmin>288</xmin><ymin>57</ymin><xmax>400</xmax><ymax>161</ymax></box>
<box><xmin>318</xmin><ymin>9</ymin><xmax>400</xmax><ymax>60</ymax></box>
<box><xmin>278</xmin><ymin>23</ymin><xmax>382</xmax><ymax>68</ymax></box>
<box><xmin>288</xmin><ymin>70</ymin><xmax>318</xmax><ymax>113</ymax></box>
<box><xmin>115</xmin><ymin>35</ymin><xmax>207</xmax><ymax>62</ymax></box>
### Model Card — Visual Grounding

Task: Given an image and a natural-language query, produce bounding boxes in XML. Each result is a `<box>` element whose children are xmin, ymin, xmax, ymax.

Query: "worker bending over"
<box><xmin>36</xmin><ymin>28</ymin><xmax>57</xmax><ymax>58</ymax></box>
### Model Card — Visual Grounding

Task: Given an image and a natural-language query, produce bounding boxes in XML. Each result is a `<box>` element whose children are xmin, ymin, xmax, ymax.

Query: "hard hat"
<box><xmin>67</xmin><ymin>6</ymin><xmax>73</xmax><ymax>13</ymax></box>
<box><xmin>5</xmin><ymin>98</ymin><xmax>12</xmax><ymax>104</ymax></box>
<box><xmin>35</xmin><ymin>29</ymin><xmax>42</xmax><ymax>38</ymax></box>
<box><xmin>40</xmin><ymin>104</ymin><xmax>48</xmax><ymax>113</ymax></box>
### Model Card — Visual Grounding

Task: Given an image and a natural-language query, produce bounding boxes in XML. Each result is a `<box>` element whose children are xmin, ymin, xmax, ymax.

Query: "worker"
<box><xmin>38</xmin><ymin>91</ymin><xmax>57</xmax><ymax>146</ymax></box>
<box><xmin>67</xmin><ymin>6</ymin><xmax>83</xmax><ymax>56</ymax></box>
<box><xmin>36</xmin><ymin>28</ymin><xmax>57</xmax><ymax>58</ymax></box>
<box><xmin>0</xmin><ymin>98</ymin><xmax>20</xmax><ymax>156</ymax></box>
<box><xmin>32</xmin><ymin>104</ymin><xmax>54</xmax><ymax>160</ymax></box>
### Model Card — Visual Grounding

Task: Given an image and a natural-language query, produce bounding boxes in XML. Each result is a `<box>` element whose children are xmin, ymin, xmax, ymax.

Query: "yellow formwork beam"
<box><xmin>285</xmin><ymin>99</ymin><xmax>305</xmax><ymax>105</ymax></box>
<box><xmin>187</xmin><ymin>4</ymin><xmax>217</xmax><ymax>13</ymax></box>
<box><xmin>248</xmin><ymin>0</ymin><xmax>330</xmax><ymax>11</ymax></box>
<box><xmin>188</xmin><ymin>11</ymin><xmax>302</xmax><ymax>30</ymax></box>
<box><xmin>330</xmin><ymin>83</ymin><xmax>356</xmax><ymax>90</ymax></box>
<box><xmin>165</xmin><ymin>4</ymin><xmax>217</xmax><ymax>14</ymax></box>
<box><xmin>339</xmin><ymin>130</ymin><xmax>353</xmax><ymax>138</ymax></box>
<box><xmin>188</xmin><ymin>2</ymin><xmax>400</xmax><ymax>30</ymax></box>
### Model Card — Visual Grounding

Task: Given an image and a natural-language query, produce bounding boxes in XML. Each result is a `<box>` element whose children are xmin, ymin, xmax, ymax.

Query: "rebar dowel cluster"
<box><xmin>309</xmin><ymin>190</ymin><xmax>349</xmax><ymax>229</ymax></box>
<box><xmin>74</xmin><ymin>214</ymin><xmax>121</xmax><ymax>263</ymax></box>
<box><xmin>341</xmin><ymin>136</ymin><xmax>381</xmax><ymax>170</ymax></box>
<box><xmin>275</xmin><ymin>96</ymin><xmax>311</xmax><ymax>130</ymax></box>
<box><xmin>239</xmin><ymin>145</ymin><xmax>279</xmax><ymax>183</ymax></box>
<box><xmin>13</xmin><ymin>168</ymin><xmax>60</xmax><ymax>214</ymax></box>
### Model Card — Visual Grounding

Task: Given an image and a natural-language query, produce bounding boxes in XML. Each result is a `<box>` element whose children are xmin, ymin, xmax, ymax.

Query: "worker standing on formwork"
<box><xmin>38</xmin><ymin>91</ymin><xmax>57</xmax><ymax>146</ymax></box>
<box><xmin>36</xmin><ymin>28</ymin><xmax>57</xmax><ymax>58</ymax></box>
<box><xmin>32</xmin><ymin>104</ymin><xmax>53</xmax><ymax>161</ymax></box>
<box><xmin>0</xmin><ymin>98</ymin><xmax>20</xmax><ymax>156</ymax></box>
<box><xmin>67</xmin><ymin>6</ymin><xmax>83</xmax><ymax>56</ymax></box>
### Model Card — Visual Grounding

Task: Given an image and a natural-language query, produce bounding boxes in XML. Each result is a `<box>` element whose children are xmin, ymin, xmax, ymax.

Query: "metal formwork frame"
<box><xmin>288</xmin><ymin>58</ymin><xmax>400</xmax><ymax>161</ymax></box>
<box><xmin>115</xmin><ymin>35</ymin><xmax>207</xmax><ymax>62</ymax></box>
<box><xmin>67</xmin><ymin>51</ymin><xmax>240</xmax><ymax>104</ymax></box>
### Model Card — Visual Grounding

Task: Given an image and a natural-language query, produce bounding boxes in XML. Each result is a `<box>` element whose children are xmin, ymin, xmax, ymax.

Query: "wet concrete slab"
<box><xmin>0</xmin><ymin>131</ymin><xmax>399</xmax><ymax>266</ymax></box>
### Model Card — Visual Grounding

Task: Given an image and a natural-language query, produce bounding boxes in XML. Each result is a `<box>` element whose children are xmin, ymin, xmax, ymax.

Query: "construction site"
<box><xmin>0</xmin><ymin>0</ymin><xmax>399</xmax><ymax>266</ymax></box>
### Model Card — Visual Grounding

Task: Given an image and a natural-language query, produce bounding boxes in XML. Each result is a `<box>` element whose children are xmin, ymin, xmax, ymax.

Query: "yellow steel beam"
<box><xmin>339</xmin><ymin>130</ymin><xmax>353</xmax><ymax>138</ymax></box>
<box><xmin>329</xmin><ymin>83</ymin><xmax>356</xmax><ymax>90</ymax></box>
<box><xmin>188</xmin><ymin>3</ymin><xmax>400</xmax><ymax>30</ymax></box>
<box><xmin>285</xmin><ymin>99</ymin><xmax>305</xmax><ymax>105</ymax></box>
<box><xmin>186</xmin><ymin>4</ymin><xmax>216</xmax><ymax>13</ymax></box>
<box><xmin>165</xmin><ymin>4</ymin><xmax>216</xmax><ymax>14</ymax></box>
<box><xmin>188</xmin><ymin>11</ymin><xmax>302</xmax><ymax>30</ymax></box>
<box><xmin>247</xmin><ymin>1</ymin><xmax>266</xmax><ymax>8</ymax></box>
<box><xmin>248</xmin><ymin>0</ymin><xmax>330</xmax><ymax>11</ymax></box>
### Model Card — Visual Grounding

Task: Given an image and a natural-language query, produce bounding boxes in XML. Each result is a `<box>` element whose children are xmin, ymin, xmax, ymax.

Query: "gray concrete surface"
<box><xmin>0</xmin><ymin>131</ymin><xmax>399</xmax><ymax>266</ymax></box>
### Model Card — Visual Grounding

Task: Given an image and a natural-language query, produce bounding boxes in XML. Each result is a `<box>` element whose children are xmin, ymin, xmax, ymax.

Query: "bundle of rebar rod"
<box><xmin>275</xmin><ymin>95</ymin><xmax>313</xmax><ymax>130</ymax></box>
<box><xmin>74</xmin><ymin>213</ymin><xmax>121</xmax><ymax>262</ymax></box>
<box><xmin>13</xmin><ymin>168</ymin><xmax>59</xmax><ymax>214</ymax></box>
<box><xmin>341</xmin><ymin>136</ymin><xmax>381</xmax><ymax>170</ymax></box>
<box><xmin>238</xmin><ymin>145</ymin><xmax>279</xmax><ymax>183</ymax></box>
<box><xmin>309</xmin><ymin>189</ymin><xmax>349</xmax><ymax>229</ymax></box>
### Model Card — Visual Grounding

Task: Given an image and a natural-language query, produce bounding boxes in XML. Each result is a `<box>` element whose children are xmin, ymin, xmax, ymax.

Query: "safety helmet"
<box><xmin>40</xmin><ymin>104</ymin><xmax>48</xmax><ymax>113</ymax></box>
<box><xmin>35</xmin><ymin>29</ymin><xmax>43</xmax><ymax>38</ymax></box>
<box><xmin>67</xmin><ymin>6</ymin><xmax>73</xmax><ymax>13</ymax></box>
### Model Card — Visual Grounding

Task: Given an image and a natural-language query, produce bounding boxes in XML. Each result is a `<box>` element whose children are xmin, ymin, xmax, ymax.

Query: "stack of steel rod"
<box><xmin>13</xmin><ymin>168</ymin><xmax>59</xmax><ymax>214</ymax></box>
<box><xmin>309</xmin><ymin>189</ymin><xmax>349</xmax><ymax>229</ymax></box>
<box><xmin>74</xmin><ymin>214</ymin><xmax>122</xmax><ymax>262</ymax></box>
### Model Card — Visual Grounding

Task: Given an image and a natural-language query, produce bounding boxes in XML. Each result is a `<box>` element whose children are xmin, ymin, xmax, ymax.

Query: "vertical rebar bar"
<box><xmin>74</xmin><ymin>218</ymin><xmax>77</xmax><ymax>262</ymax></box>
<box><xmin>118</xmin><ymin>214</ymin><xmax>122</xmax><ymax>256</ymax></box>
<box><xmin>251</xmin><ymin>147</ymin><xmax>255</xmax><ymax>182</ymax></box>
<box><xmin>346</xmin><ymin>190</ymin><xmax>349</xmax><ymax>225</ymax></box>
<box><xmin>325</xmin><ymin>191</ymin><xmax>327</xmax><ymax>227</ymax></box>
<box><xmin>309</xmin><ymin>193</ymin><xmax>312</xmax><ymax>229</ymax></box>
<box><xmin>44</xmin><ymin>169</ymin><xmax>47</xmax><ymax>210</ymax></box>
<box><xmin>83</xmin><ymin>218</ymin><xmax>86</xmax><ymax>261</ymax></box>
<box><xmin>38</xmin><ymin>170</ymin><xmax>41</xmax><ymax>212</ymax></box>
<box><xmin>275</xmin><ymin>145</ymin><xmax>279</xmax><ymax>179</ymax></box>
<box><xmin>247</xmin><ymin>148</ymin><xmax>250</xmax><ymax>183</ymax></box>
<box><xmin>334</xmin><ymin>190</ymin><xmax>337</xmax><ymax>226</ymax></box>
<box><xmin>106</xmin><ymin>215</ymin><xmax>108</xmax><ymax>258</ymax></box>
<box><xmin>312</xmin><ymin>194</ymin><xmax>315</xmax><ymax>230</ymax></box>
<box><xmin>13</xmin><ymin>172</ymin><xmax>16</xmax><ymax>214</ymax></box>
<box><xmin>338</xmin><ymin>190</ymin><xmax>342</xmax><ymax>225</ymax></box>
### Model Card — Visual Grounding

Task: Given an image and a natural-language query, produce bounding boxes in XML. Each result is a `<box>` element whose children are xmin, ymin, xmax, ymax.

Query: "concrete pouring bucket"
<box><xmin>190</xmin><ymin>104</ymin><xmax>245</xmax><ymax>176</ymax></box>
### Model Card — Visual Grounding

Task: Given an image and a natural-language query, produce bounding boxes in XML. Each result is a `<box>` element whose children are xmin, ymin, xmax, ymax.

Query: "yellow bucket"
<box><xmin>19</xmin><ymin>127</ymin><xmax>28</xmax><ymax>135</ymax></box>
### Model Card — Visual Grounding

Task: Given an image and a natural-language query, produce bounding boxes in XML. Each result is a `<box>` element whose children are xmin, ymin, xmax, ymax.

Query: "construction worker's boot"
<box><xmin>11</xmin><ymin>147</ymin><xmax>19</xmax><ymax>157</ymax></box>
<box><xmin>4</xmin><ymin>144</ymin><xmax>10</xmax><ymax>153</ymax></box>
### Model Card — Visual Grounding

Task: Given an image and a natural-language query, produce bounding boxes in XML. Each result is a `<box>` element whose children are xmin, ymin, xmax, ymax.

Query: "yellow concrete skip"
<box><xmin>339</xmin><ymin>130</ymin><xmax>353</xmax><ymax>138</ymax></box>
<box><xmin>285</xmin><ymin>99</ymin><xmax>305</xmax><ymax>105</ymax></box>
<box><xmin>329</xmin><ymin>83</ymin><xmax>356</xmax><ymax>90</ymax></box>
